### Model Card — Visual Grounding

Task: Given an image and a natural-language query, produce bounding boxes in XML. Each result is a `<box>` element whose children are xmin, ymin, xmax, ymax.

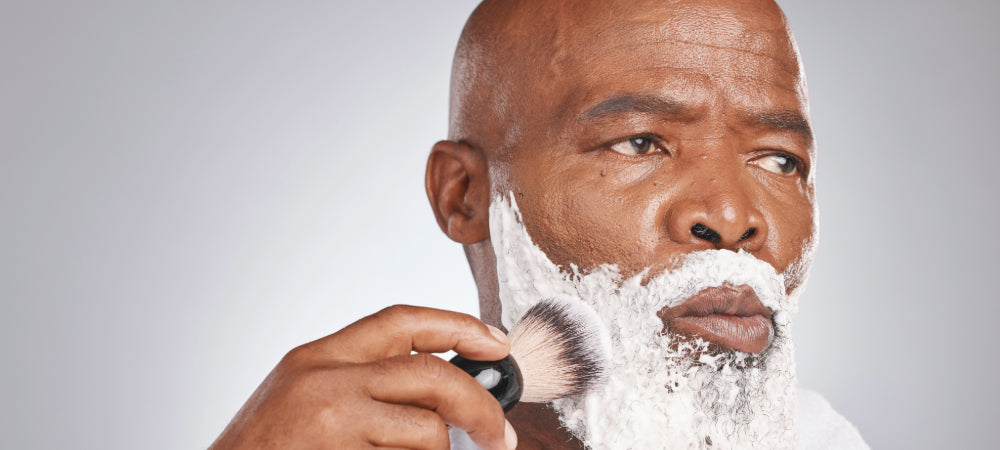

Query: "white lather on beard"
<box><xmin>489</xmin><ymin>193</ymin><xmax>799</xmax><ymax>449</ymax></box>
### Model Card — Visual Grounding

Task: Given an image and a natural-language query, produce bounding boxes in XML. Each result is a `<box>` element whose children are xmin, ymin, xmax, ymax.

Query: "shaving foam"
<box><xmin>489</xmin><ymin>192</ymin><xmax>800</xmax><ymax>449</ymax></box>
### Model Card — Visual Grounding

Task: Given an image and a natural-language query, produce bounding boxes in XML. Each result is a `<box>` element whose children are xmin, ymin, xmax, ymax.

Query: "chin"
<box><xmin>490</xmin><ymin>193</ymin><xmax>800</xmax><ymax>449</ymax></box>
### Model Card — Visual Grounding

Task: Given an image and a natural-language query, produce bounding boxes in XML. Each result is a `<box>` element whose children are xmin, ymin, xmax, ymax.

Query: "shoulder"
<box><xmin>797</xmin><ymin>387</ymin><xmax>870</xmax><ymax>450</ymax></box>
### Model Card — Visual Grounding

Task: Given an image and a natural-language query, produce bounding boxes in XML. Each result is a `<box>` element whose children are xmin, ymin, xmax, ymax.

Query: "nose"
<box><xmin>664</xmin><ymin>174</ymin><xmax>768</xmax><ymax>251</ymax></box>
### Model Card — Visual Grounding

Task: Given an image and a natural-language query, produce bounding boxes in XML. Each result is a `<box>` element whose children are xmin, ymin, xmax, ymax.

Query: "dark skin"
<box><xmin>213</xmin><ymin>0</ymin><xmax>815</xmax><ymax>448</ymax></box>
<box><xmin>430</xmin><ymin>0</ymin><xmax>815</xmax><ymax>447</ymax></box>
<box><xmin>210</xmin><ymin>306</ymin><xmax>516</xmax><ymax>449</ymax></box>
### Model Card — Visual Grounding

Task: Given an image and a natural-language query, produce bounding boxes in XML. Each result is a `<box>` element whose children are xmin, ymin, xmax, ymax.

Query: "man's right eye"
<box><xmin>607</xmin><ymin>135</ymin><xmax>665</xmax><ymax>156</ymax></box>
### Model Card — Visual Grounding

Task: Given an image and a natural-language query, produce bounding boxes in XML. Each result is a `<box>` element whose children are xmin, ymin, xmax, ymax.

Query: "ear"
<box><xmin>425</xmin><ymin>140</ymin><xmax>491</xmax><ymax>244</ymax></box>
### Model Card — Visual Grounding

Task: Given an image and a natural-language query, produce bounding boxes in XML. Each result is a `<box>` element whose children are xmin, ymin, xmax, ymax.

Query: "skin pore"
<box><xmin>425</xmin><ymin>0</ymin><xmax>816</xmax><ymax>447</ymax></box>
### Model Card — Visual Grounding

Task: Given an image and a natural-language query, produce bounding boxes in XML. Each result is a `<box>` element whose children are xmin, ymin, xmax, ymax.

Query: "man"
<box><xmin>211</xmin><ymin>0</ymin><xmax>867</xmax><ymax>448</ymax></box>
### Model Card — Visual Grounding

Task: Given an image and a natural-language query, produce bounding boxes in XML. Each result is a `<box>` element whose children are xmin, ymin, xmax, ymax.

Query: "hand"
<box><xmin>210</xmin><ymin>305</ymin><xmax>518</xmax><ymax>449</ymax></box>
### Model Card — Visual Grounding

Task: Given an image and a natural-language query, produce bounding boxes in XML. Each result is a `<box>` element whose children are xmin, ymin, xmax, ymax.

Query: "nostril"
<box><xmin>691</xmin><ymin>223</ymin><xmax>722</xmax><ymax>244</ymax></box>
<box><xmin>739</xmin><ymin>228</ymin><xmax>756</xmax><ymax>242</ymax></box>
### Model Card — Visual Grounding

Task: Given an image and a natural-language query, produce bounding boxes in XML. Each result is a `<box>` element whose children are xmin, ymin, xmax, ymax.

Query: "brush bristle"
<box><xmin>507</xmin><ymin>297</ymin><xmax>610</xmax><ymax>403</ymax></box>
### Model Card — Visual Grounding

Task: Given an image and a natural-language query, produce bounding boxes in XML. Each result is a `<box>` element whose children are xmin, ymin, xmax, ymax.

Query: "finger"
<box><xmin>314</xmin><ymin>305</ymin><xmax>509</xmax><ymax>363</ymax></box>
<box><xmin>363</xmin><ymin>402</ymin><xmax>449</xmax><ymax>450</ymax></box>
<box><xmin>362</xmin><ymin>353</ymin><xmax>510</xmax><ymax>450</ymax></box>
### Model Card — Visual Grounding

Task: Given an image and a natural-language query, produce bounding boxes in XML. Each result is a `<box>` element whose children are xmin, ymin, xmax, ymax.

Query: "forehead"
<box><xmin>527</xmin><ymin>0</ymin><xmax>808</xmax><ymax>132</ymax></box>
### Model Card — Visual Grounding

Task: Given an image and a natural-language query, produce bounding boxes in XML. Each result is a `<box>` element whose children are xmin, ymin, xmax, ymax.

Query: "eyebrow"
<box><xmin>581</xmin><ymin>95</ymin><xmax>688</xmax><ymax>120</ymax></box>
<box><xmin>581</xmin><ymin>94</ymin><xmax>813</xmax><ymax>140</ymax></box>
<box><xmin>742</xmin><ymin>110</ymin><xmax>813</xmax><ymax>140</ymax></box>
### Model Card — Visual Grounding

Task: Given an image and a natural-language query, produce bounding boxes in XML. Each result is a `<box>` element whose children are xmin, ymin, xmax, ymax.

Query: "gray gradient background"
<box><xmin>2</xmin><ymin>1</ymin><xmax>997</xmax><ymax>449</ymax></box>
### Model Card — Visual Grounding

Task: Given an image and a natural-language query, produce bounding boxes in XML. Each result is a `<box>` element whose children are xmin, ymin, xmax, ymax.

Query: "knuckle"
<box><xmin>410</xmin><ymin>352</ymin><xmax>447</xmax><ymax>381</ymax></box>
<box><xmin>454</xmin><ymin>314</ymin><xmax>484</xmax><ymax>339</ymax></box>
<box><xmin>316</xmin><ymin>396</ymin><xmax>355</xmax><ymax>426</ymax></box>
<box><xmin>316</xmin><ymin>402</ymin><xmax>372</xmax><ymax>444</ymax></box>
<box><xmin>384</xmin><ymin>407</ymin><xmax>449</xmax><ymax>449</ymax></box>
<box><xmin>456</xmin><ymin>313</ymin><xmax>494</xmax><ymax>342</ymax></box>
<box><xmin>457</xmin><ymin>311</ymin><xmax>480</xmax><ymax>327</ymax></box>
<box><xmin>466</xmin><ymin>388</ymin><xmax>505</xmax><ymax>433</ymax></box>
<box><xmin>285</xmin><ymin>365</ymin><xmax>327</xmax><ymax>395</ymax></box>
<box><xmin>280</xmin><ymin>343</ymin><xmax>316</xmax><ymax>368</ymax></box>
<box><xmin>478</xmin><ymin>394</ymin><xmax>505</xmax><ymax>423</ymax></box>
<box><xmin>404</xmin><ymin>354</ymin><xmax>459</xmax><ymax>409</ymax></box>
<box><xmin>416</xmin><ymin>411</ymin><xmax>450</xmax><ymax>449</ymax></box>
<box><xmin>375</xmin><ymin>304</ymin><xmax>417</xmax><ymax>323</ymax></box>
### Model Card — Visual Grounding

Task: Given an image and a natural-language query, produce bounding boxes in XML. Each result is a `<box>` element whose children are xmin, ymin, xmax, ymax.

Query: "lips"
<box><xmin>657</xmin><ymin>283</ymin><xmax>774</xmax><ymax>354</ymax></box>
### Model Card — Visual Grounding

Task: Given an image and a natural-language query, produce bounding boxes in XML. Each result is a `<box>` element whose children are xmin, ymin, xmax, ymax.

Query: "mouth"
<box><xmin>657</xmin><ymin>283</ymin><xmax>774</xmax><ymax>354</ymax></box>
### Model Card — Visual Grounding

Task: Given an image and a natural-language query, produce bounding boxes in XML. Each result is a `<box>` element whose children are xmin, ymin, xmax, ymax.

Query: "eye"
<box><xmin>607</xmin><ymin>135</ymin><xmax>663</xmax><ymax>156</ymax></box>
<box><xmin>753</xmin><ymin>152</ymin><xmax>802</xmax><ymax>176</ymax></box>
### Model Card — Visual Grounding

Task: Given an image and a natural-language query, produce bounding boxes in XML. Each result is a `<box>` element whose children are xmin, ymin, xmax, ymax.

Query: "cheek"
<box><xmin>764</xmin><ymin>192</ymin><xmax>816</xmax><ymax>278</ymax></box>
<box><xmin>507</xmin><ymin>158</ymin><xmax>663</xmax><ymax>272</ymax></box>
<box><xmin>515</xmin><ymin>184</ymin><xmax>622</xmax><ymax>269</ymax></box>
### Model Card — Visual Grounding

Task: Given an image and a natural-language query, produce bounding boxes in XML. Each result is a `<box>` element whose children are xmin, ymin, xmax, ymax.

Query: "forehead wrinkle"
<box><xmin>617</xmin><ymin>63</ymin><xmax>801</xmax><ymax>101</ymax></box>
<box><xmin>664</xmin><ymin>39</ymin><xmax>800</xmax><ymax>75</ymax></box>
<box><xmin>589</xmin><ymin>33</ymin><xmax>799</xmax><ymax>77</ymax></box>
<box><xmin>723</xmin><ymin>72</ymin><xmax>801</xmax><ymax>94</ymax></box>
<box><xmin>566</xmin><ymin>63</ymin><xmax>803</xmax><ymax>127</ymax></box>
<box><xmin>567</xmin><ymin>2</ymin><xmax>802</xmax><ymax>88</ymax></box>
<box><xmin>574</xmin><ymin>34</ymin><xmax>803</xmax><ymax>93</ymax></box>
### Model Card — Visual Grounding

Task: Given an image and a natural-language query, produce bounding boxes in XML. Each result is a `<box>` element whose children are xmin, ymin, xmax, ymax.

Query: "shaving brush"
<box><xmin>450</xmin><ymin>298</ymin><xmax>610</xmax><ymax>411</ymax></box>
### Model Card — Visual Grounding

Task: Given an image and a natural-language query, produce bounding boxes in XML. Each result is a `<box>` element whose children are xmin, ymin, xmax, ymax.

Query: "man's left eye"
<box><xmin>753</xmin><ymin>153</ymin><xmax>800</xmax><ymax>175</ymax></box>
<box><xmin>608</xmin><ymin>136</ymin><xmax>660</xmax><ymax>155</ymax></box>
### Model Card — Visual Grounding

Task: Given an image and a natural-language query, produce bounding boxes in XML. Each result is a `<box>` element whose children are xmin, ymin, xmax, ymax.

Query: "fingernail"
<box><xmin>504</xmin><ymin>420</ymin><xmax>518</xmax><ymax>450</ymax></box>
<box><xmin>486</xmin><ymin>324</ymin><xmax>509</xmax><ymax>345</ymax></box>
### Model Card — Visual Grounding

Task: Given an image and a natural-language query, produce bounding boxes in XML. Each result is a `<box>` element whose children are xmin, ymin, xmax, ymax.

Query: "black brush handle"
<box><xmin>449</xmin><ymin>354</ymin><xmax>523</xmax><ymax>412</ymax></box>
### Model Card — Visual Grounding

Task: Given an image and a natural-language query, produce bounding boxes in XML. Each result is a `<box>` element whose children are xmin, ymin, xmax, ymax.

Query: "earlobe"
<box><xmin>425</xmin><ymin>140</ymin><xmax>491</xmax><ymax>244</ymax></box>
